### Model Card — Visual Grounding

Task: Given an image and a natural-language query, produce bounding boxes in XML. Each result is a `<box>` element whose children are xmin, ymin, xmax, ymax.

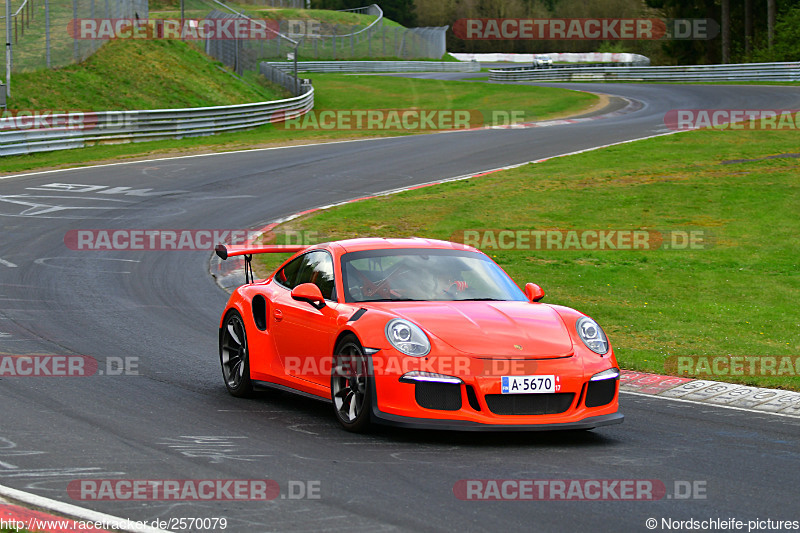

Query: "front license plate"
<box><xmin>501</xmin><ymin>375</ymin><xmax>557</xmax><ymax>394</ymax></box>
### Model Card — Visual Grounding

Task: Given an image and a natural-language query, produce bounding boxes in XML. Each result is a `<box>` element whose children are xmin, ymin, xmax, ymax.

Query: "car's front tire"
<box><xmin>331</xmin><ymin>334</ymin><xmax>372</xmax><ymax>432</ymax></box>
<box><xmin>219</xmin><ymin>310</ymin><xmax>253</xmax><ymax>397</ymax></box>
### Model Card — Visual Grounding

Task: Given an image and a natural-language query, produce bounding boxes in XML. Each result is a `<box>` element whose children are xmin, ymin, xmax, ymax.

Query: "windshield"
<box><xmin>341</xmin><ymin>248</ymin><xmax>527</xmax><ymax>303</ymax></box>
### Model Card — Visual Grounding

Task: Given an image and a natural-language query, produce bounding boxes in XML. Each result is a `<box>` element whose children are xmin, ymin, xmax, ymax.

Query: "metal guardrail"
<box><xmin>266</xmin><ymin>60</ymin><xmax>481</xmax><ymax>73</ymax></box>
<box><xmin>0</xmin><ymin>86</ymin><xmax>314</xmax><ymax>157</ymax></box>
<box><xmin>450</xmin><ymin>52</ymin><xmax>650</xmax><ymax>65</ymax></box>
<box><xmin>489</xmin><ymin>62</ymin><xmax>800</xmax><ymax>83</ymax></box>
<box><xmin>500</xmin><ymin>63</ymin><xmax>645</xmax><ymax>70</ymax></box>
<box><xmin>260</xmin><ymin>62</ymin><xmax>307</xmax><ymax>96</ymax></box>
<box><xmin>326</xmin><ymin>4</ymin><xmax>383</xmax><ymax>38</ymax></box>
<box><xmin>1</xmin><ymin>0</ymin><xmax>34</xmax><ymax>44</ymax></box>
<box><xmin>6</xmin><ymin>0</ymin><xmax>32</xmax><ymax>31</ymax></box>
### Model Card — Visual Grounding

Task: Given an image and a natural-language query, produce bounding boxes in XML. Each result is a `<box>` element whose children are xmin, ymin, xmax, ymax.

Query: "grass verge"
<box><xmin>6</xmin><ymin>39</ymin><xmax>285</xmax><ymax>111</ymax></box>
<box><xmin>254</xmin><ymin>127</ymin><xmax>800</xmax><ymax>391</ymax></box>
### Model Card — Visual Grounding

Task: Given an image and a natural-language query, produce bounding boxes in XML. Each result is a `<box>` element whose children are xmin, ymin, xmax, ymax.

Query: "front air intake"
<box><xmin>585</xmin><ymin>379</ymin><xmax>616</xmax><ymax>408</ymax></box>
<box><xmin>415</xmin><ymin>382</ymin><xmax>462</xmax><ymax>411</ymax></box>
<box><xmin>484</xmin><ymin>393</ymin><xmax>575</xmax><ymax>415</ymax></box>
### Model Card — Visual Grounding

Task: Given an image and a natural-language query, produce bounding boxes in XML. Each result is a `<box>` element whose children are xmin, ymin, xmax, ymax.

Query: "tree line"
<box><xmin>311</xmin><ymin>0</ymin><xmax>800</xmax><ymax>64</ymax></box>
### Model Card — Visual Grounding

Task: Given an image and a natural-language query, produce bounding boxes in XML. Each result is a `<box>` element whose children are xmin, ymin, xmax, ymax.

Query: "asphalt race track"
<box><xmin>1</xmin><ymin>82</ymin><xmax>799</xmax><ymax>532</ymax></box>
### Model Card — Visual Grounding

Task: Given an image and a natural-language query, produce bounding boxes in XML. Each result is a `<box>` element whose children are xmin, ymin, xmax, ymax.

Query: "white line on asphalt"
<box><xmin>0</xmin><ymin>100</ymin><xmax>668</xmax><ymax>183</ymax></box>
<box><xmin>265</xmin><ymin>129</ymin><xmax>682</xmax><ymax>228</ymax></box>
<box><xmin>0</xmin><ymin>259</ymin><xmax>18</xmax><ymax>268</ymax></box>
<box><xmin>0</xmin><ymin>137</ymin><xmax>383</xmax><ymax>181</ymax></box>
<box><xmin>621</xmin><ymin>390</ymin><xmax>800</xmax><ymax>419</ymax></box>
<box><xmin>0</xmin><ymin>483</ymin><xmax>171</xmax><ymax>533</ymax></box>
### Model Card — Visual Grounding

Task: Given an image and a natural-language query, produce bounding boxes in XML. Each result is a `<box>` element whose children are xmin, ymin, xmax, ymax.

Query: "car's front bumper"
<box><xmin>370</xmin><ymin>404</ymin><xmax>623</xmax><ymax>431</ymax></box>
<box><xmin>368</xmin><ymin>351</ymin><xmax>623</xmax><ymax>431</ymax></box>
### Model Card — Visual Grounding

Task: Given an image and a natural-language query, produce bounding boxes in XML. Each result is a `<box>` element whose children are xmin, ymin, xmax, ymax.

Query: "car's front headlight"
<box><xmin>590</xmin><ymin>368</ymin><xmax>620</xmax><ymax>381</ymax></box>
<box><xmin>576</xmin><ymin>317</ymin><xmax>609</xmax><ymax>355</ymax></box>
<box><xmin>385</xmin><ymin>319</ymin><xmax>430</xmax><ymax>357</ymax></box>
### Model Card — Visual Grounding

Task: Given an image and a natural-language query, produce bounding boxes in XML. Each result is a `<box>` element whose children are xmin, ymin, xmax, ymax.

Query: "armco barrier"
<box><xmin>0</xmin><ymin>86</ymin><xmax>313</xmax><ymax>157</ymax></box>
<box><xmin>266</xmin><ymin>61</ymin><xmax>481</xmax><ymax>73</ymax></box>
<box><xmin>451</xmin><ymin>52</ymin><xmax>650</xmax><ymax>65</ymax></box>
<box><xmin>260</xmin><ymin>62</ymin><xmax>306</xmax><ymax>96</ymax></box>
<box><xmin>489</xmin><ymin>62</ymin><xmax>800</xmax><ymax>83</ymax></box>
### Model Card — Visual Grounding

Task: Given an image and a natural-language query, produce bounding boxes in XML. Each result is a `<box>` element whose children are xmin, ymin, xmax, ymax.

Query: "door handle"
<box><xmin>273</xmin><ymin>309</ymin><xmax>283</xmax><ymax>321</ymax></box>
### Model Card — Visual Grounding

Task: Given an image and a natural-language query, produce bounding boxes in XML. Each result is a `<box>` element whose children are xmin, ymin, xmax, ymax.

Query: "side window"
<box><xmin>275</xmin><ymin>255</ymin><xmax>303</xmax><ymax>288</ymax></box>
<box><xmin>276</xmin><ymin>251</ymin><xmax>336</xmax><ymax>301</ymax></box>
<box><xmin>294</xmin><ymin>251</ymin><xmax>336</xmax><ymax>301</ymax></box>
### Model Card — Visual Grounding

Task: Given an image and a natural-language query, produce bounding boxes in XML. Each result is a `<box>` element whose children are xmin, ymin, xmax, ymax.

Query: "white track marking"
<box><xmin>0</xmin><ymin>137</ymin><xmax>386</xmax><ymax>181</ymax></box>
<box><xmin>621</xmin><ymin>390</ymin><xmax>800</xmax><ymax>419</ymax></box>
<box><xmin>0</xmin><ymin>483</ymin><xmax>170</xmax><ymax>532</ymax></box>
<box><xmin>0</xmin><ymin>96</ymin><xmax>657</xmax><ymax>182</ymax></box>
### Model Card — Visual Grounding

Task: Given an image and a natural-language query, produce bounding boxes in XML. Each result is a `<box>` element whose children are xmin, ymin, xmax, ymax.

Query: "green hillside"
<box><xmin>6</xmin><ymin>39</ymin><xmax>286</xmax><ymax>111</ymax></box>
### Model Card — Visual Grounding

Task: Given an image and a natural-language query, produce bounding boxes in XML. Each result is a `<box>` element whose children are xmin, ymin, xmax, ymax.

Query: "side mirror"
<box><xmin>524</xmin><ymin>283</ymin><xmax>545</xmax><ymax>302</ymax></box>
<box><xmin>291</xmin><ymin>283</ymin><xmax>326</xmax><ymax>308</ymax></box>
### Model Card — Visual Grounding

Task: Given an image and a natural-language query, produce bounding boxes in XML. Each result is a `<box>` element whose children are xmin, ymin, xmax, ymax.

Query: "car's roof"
<box><xmin>326</xmin><ymin>237</ymin><xmax>479</xmax><ymax>254</ymax></box>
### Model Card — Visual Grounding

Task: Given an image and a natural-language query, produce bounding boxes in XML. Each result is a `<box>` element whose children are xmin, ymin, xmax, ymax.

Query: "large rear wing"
<box><xmin>214</xmin><ymin>243</ymin><xmax>309</xmax><ymax>284</ymax></box>
<box><xmin>214</xmin><ymin>243</ymin><xmax>308</xmax><ymax>260</ymax></box>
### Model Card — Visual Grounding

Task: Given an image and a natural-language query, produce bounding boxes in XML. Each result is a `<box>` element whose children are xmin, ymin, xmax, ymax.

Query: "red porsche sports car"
<box><xmin>216</xmin><ymin>237</ymin><xmax>623</xmax><ymax>432</ymax></box>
